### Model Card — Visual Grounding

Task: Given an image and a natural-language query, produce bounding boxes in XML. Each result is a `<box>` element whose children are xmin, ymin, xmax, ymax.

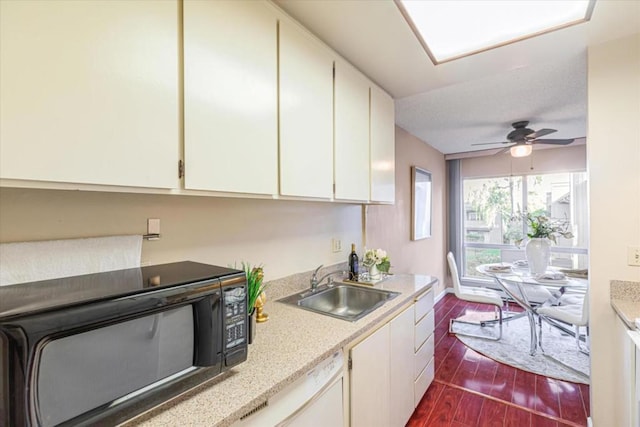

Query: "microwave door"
<box><xmin>13</xmin><ymin>288</ymin><xmax>216</xmax><ymax>426</ymax></box>
<box><xmin>36</xmin><ymin>305</ymin><xmax>194</xmax><ymax>427</ymax></box>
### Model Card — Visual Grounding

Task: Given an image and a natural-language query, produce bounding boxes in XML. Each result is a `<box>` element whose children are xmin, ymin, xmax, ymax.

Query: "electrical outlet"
<box><xmin>331</xmin><ymin>238</ymin><xmax>342</xmax><ymax>253</ymax></box>
<box><xmin>629</xmin><ymin>246</ymin><xmax>640</xmax><ymax>266</ymax></box>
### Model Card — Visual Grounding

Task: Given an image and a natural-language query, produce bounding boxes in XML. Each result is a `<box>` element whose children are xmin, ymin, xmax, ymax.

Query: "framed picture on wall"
<box><xmin>412</xmin><ymin>166</ymin><xmax>432</xmax><ymax>240</ymax></box>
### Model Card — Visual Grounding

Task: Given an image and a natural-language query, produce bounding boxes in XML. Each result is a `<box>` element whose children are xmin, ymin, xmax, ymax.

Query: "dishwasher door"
<box><xmin>235</xmin><ymin>351</ymin><xmax>344</xmax><ymax>427</ymax></box>
<box><xmin>281</xmin><ymin>374</ymin><xmax>343</xmax><ymax>427</ymax></box>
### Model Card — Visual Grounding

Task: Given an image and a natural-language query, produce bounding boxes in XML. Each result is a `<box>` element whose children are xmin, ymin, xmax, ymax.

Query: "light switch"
<box><xmin>148</xmin><ymin>218</ymin><xmax>160</xmax><ymax>235</ymax></box>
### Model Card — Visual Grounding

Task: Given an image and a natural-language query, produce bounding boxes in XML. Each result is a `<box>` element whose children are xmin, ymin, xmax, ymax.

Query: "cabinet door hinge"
<box><xmin>333</xmin><ymin>64</ymin><xmax>336</xmax><ymax>79</ymax></box>
<box><xmin>348</xmin><ymin>356</ymin><xmax>352</xmax><ymax>371</ymax></box>
<box><xmin>178</xmin><ymin>160</ymin><xmax>184</xmax><ymax>179</ymax></box>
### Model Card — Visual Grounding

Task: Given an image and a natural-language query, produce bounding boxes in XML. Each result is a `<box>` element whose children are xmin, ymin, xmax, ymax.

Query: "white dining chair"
<box><xmin>536</xmin><ymin>290</ymin><xmax>589</xmax><ymax>355</ymax></box>
<box><xmin>447</xmin><ymin>252</ymin><xmax>504</xmax><ymax>340</ymax></box>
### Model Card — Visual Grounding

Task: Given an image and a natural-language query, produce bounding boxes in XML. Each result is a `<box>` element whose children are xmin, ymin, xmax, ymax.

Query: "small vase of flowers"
<box><xmin>362</xmin><ymin>248</ymin><xmax>391</xmax><ymax>280</ymax></box>
<box><xmin>514</xmin><ymin>213</ymin><xmax>574</xmax><ymax>274</ymax></box>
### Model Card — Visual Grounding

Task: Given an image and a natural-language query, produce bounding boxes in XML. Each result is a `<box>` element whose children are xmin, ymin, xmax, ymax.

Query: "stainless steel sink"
<box><xmin>278</xmin><ymin>284</ymin><xmax>400</xmax><ymax>322</ymax></box>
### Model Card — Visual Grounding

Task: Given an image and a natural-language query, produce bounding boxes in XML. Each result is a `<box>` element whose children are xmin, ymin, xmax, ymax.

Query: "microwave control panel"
<box><xmin>223</xmin><ymin>286</ymin><xmax>247</xmax><ymax>348</ymax></box>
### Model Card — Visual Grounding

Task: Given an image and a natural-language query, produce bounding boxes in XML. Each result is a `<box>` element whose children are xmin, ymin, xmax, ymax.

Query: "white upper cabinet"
<box><xmin>183</xmin><ymin>0</ymin><xmax>278</xmax><ymax>195</ymax></box>
<box><xmin>334</xmin><ymin>60</ymin><xmax>370</xmax><ymax>202</ymax></box>
<box><xmin>0</xmin><ymin>0</ymin><xmax>180</xmax><ymax>189</ymax></box>
<box><xmin>279</xmin><ymin>19</ymin><xmax>334</xmax><ymax>199</ymax></box>
<box><xmin>370</xmin><ymin>86</ymin><xmax>396</xmax><ymax>203</ymax></box>
<box><xmin>0</xmin><ymin>0</ymin><xmax>394</xmax><ymax>203</ymax></box>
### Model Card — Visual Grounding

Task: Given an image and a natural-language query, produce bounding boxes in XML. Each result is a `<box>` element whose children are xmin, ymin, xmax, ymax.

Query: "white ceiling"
<box><xmin>274</xmin><ymin>0</ymin><xmax>640</xmax><ymax>155</ymax></box>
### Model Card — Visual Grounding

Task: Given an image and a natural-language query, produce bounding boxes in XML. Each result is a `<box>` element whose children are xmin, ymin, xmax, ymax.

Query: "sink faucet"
<box><xmin>310</xmin><ymin>265</ymin><xmax>344</xmax><ymax>291</ymax></box>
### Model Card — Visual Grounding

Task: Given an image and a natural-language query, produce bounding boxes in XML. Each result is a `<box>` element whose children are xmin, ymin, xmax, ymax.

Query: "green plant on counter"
<box><xmin>240</xmin><ymin>262</ymin><xmax>266</xmax><ymax>314</ymax></box>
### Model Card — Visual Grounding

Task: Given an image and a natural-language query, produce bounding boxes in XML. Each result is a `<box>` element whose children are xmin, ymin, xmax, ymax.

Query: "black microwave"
<box><xmin>0</xmin><ymin>261</ymin><xmax>248</xmax><ymax>426</ymax></box>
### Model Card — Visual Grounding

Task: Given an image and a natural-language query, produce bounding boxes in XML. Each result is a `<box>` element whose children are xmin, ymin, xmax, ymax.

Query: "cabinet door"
<box><xmin>0</xmin><ymin>0</ymin><xmax>180</xmax><ymax>189</ymax></box>
<box><xmin>350</xmin><ymin>323</ymin><xmax>390</xmax><ymax>427</ymax></box>
<box><xmin>183</xmin><ymin>0</ymin><xmax>278</xmax><ymax>194</ymax></box>
<box><xmin>618</xmin><ymin>317</ymin><xmax>636</xmax><ymax>427</ymax></box>
<box><xmin>370</xmin><ymin>85</ymin><xmax>396</xmax><ymax>203</ymax></box>
<box><xmin>389</xmin><ymin>305</ymin><xmax>415</xmax><ymax>426</ymax></box>
<box><xmin>334</xmin><ymin>60</ymin><xmax>370</xmax><ymax>201</ymax></box>
<box><xmin>279</xmin><ymin>19</ymin><xmax>334</xmax><ymax>199</ymax></box>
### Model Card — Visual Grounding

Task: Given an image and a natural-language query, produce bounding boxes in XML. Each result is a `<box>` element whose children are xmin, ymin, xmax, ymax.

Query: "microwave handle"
<box><xmin>193</xmin><ymin>293</ymin><xmax>221</xmax><ymax>367</ymax></box>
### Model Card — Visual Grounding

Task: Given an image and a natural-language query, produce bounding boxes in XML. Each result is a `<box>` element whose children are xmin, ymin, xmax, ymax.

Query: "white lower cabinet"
<box><xmin>350</xmin><ymin>323</ymin><xmax>390</xmax><ymax>427</ymax></box>
<box><xmin>389</xmin><ymin>305</ymin><xmax>415</xmax><ymax>426</ymax></box>
<box><xmin>414</xmin><ymin>289</ymin><xmax>435</xmax><ymax>406</ymax></box>
<box><xmin>617</xmin><ymin>315</ymin><xmax>638</xmax><ymax>427</ymax></box>
<box><xmin>349</xmin><ymin>288</ymin><xmax>435</xmax><ymax>427</ymax></box>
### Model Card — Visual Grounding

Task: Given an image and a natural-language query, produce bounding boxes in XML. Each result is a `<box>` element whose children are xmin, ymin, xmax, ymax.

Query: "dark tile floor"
<box><xmin>407</xmin><ymin>294</ymin><xmax>589</xmax><ymax>427</ymax></box>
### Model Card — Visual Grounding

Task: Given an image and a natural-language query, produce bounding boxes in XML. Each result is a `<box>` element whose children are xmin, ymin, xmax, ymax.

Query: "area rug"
<box><xmin>450</xmin><ymin>311</ymin><xmax>589</xmax><ymax>384</ymax></box>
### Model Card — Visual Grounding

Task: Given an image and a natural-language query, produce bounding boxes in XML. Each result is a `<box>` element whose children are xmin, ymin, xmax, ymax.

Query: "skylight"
<box><xmin>395</xmin><ymin>0</ymin><xmax>595</xmax><ymax>64</ymax></box>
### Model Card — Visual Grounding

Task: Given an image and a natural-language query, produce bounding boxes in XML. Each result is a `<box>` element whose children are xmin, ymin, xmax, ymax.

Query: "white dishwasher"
<box><xmin>235</xmin><ymin>351</ymin><xmax>344</xmax><ymax>427</ymax></box>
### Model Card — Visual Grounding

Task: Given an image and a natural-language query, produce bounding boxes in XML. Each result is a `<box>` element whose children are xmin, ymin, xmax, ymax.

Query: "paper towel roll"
<box><xmin>0</xmin><ymin>235</ymin><xmax>143</xmax><ymax>286</ymax></box>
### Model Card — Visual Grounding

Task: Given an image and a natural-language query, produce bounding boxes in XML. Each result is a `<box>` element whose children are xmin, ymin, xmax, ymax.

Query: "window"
<box><xmin>461</xmin><ymin>172</ymin><xmax>588</xmax><ymax>280</ymax></box>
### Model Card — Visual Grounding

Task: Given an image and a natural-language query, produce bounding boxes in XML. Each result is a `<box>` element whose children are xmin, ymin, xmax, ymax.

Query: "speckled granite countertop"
<box><xmin>610</xmin><ymin>280</ymin><xmax>640</xmax><ymax>329</ymax></box>
<box><xmin>121</xmin><ymin>273</ymin><xmax>437</xmax><ymax>427</ymax></box>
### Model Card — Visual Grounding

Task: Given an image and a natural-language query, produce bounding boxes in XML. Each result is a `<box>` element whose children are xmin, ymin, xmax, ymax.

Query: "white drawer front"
<box><xmin>414</xmin><ymin>289</ymin><xmax>434</xmax><ymax>323</ymax></box>
<box><xmin>414</xmin><ymin>334</ymin><xmax>434</xmax><ymax>379</ymax></box>
<box><xmin>414</xmin><ymin>357</ymin><xmax>434</xmax><ymax>408</ymax></box>
<box><xmin>415</xmin><ymin>309</ymin><xmax>434</xmax><ymax>351</ymax></box>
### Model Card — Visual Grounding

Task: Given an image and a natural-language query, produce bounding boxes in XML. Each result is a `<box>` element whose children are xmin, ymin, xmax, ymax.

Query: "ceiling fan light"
<box><xmin>510</xmin><ymin>144</ymin><xmax>533</xmax><ymax>158</ymax></box>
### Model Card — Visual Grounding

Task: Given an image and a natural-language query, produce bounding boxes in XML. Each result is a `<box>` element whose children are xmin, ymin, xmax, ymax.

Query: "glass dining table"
<box><xmin>476</xmin><ymin>263</ymin><xmax>588</xmax><ymax>355</ymax></box>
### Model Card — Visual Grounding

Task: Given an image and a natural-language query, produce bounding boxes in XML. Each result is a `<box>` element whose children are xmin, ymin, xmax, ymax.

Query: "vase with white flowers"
<box><xmin>514</xmin><ymin>213</ymin><xmax>574</xmax><ymax>275</ymax></box>
<box><xmin>362</xmin><ymin>248</ymin><xmax>391</xmax><ymax>280</ymax></box>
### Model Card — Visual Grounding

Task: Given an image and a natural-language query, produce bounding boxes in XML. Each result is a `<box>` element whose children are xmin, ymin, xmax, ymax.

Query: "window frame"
<box><xmin>459</xmin><ymin>170</ymin><xmax>588</xmax><ymax>286</ymax></box>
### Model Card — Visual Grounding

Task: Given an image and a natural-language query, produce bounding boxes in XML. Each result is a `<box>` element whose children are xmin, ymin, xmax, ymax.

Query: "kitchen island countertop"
<box><xmin>122</xmin><ymin>273</ymin><xmax>437</xmax><ymax>427</ymax></box>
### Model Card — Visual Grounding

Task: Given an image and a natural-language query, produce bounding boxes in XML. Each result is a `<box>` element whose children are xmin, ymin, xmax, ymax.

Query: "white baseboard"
<box><xmin>434</xmin><ymin>287</ymin><xmax>454</xmax><ymax>304</ymax></box>
<box><xmin>587</xmin><ymin>416</ymin><xmax>593</xmax><ymax>427</ymax></box>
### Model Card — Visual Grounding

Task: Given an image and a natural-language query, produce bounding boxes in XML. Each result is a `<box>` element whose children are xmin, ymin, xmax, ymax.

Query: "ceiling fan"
<box><xmin>472</xmin><ymin>121</ymin><xmax>575</xmax><ymax>157</ymax></box>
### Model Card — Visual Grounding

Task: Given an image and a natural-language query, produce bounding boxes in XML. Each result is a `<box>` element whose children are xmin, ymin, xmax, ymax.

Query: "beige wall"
<box><xmin>0</xmin><ymin>188</ymin><xmax>362</xmax><ymax>282</ymax></box>
<box><xmin>460</xmin><ymin>144</ymin><xmax>587</xmax><ymax>178</ymax></box>
<box><xmin>366</xmin><ymin>126</ymin><xmax>447</xmax><ymax>296</ymax></box>
<box><xmin>0</xmin><ymin>131</ymin><xmax>449</xmax><ymax>292</ymax></box>
<box><xmin>588</xmin><ymin>33</ymin><xmax>640</xmax><ymax>426</ymax></box>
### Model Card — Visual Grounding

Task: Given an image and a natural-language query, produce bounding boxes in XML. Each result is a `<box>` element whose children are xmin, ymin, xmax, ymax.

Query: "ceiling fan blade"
<box><xmin>471</xmin><ymin>141</ymin><xmax>508</xmax><ymax>146</ymax></box>
<box><xmin>527</xmin><ymin>128</ymin><xmax>556</xmax><ymax>139</ymax></box>
<box><xmin>495</xmin><ymin>146</ymin><xmax>511</xmax><ymax>155</ymax></box>
<box><xmin>532</xmin><ymin>138</ymin><xmax>575</xmax><ymax>145</ymax></box>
